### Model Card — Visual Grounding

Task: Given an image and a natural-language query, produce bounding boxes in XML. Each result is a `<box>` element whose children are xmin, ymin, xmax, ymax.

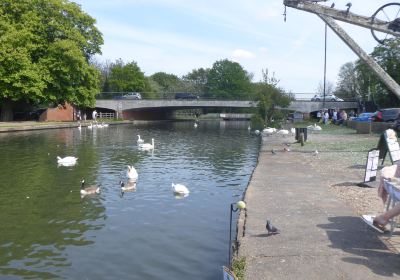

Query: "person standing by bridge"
<box><xmin>332</xmin><ymin>109</ymin><xmax>338</xmax><ymax>124</ymax></box>
<box><xmin>323</xmin><ymin>111</ymin><xmax>329</xmax><ymax>125</ymax></box>
<box><xmin>92</xmin><ymin>110</ymin><xmax>97</xmax><ymax>122</ymax></box>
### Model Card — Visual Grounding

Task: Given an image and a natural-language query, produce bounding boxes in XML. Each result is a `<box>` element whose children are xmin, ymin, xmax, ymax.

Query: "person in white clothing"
<box><xmin>92</xmin><ymin>110</ymin><xmax>97</xmax><ymax>121</ymax></box>
<box><xmin>324</xmin><ymin>111</ymin><xmax>329</xmax><ymax>124</ymax></box>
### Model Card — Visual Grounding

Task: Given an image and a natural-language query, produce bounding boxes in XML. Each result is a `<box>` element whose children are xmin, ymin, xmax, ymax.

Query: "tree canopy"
<box><xmin>108</xmin><ymin>59</ymin><xmax>147</xmax><ymax>93</ymax></box>
<box><xmin>252</xmin><ymin>70</ymin><xmax>293</xmax><ymax>128</ymax></box>
<box><xmin>0</xmin><ymin>0</ymin><xmax>103</xmax><ymax>120</ymax></box>
<box><xmin>335</xmin><ymin>38</ymin><xmax>400</xmax><ymax>107</ymax></box>
<box><xmin>150</xmin><ymin>72</ymin><xmax>183</xmax><ymax>96</ymax></box>
<box><xmin>206</xmin><ymin>59</ymin><xmax>252</xmax><ymax>99</ymax></box>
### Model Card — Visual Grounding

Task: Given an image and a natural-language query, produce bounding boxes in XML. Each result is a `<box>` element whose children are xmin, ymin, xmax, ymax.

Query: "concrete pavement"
<box><xmin>237</xmin><ymin>134</ymin><xmax>400</xmax><ymax>279</ymax></box>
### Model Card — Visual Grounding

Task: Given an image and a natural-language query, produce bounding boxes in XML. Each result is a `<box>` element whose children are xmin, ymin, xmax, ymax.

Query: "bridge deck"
<box><xmin>95</xmin><ymin>99</ymin><xmax>358</xmax><ymax>113</ymax></box>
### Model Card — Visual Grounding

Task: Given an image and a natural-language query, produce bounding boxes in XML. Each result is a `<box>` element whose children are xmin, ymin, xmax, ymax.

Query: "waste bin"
<box><xmin>295</xmin><ymin>128</ymin><xmax>308</xmax><ymax>143</ymax></box>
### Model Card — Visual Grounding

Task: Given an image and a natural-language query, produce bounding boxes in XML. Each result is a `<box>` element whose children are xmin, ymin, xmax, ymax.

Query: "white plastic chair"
<box><xmin>383</xmin><ymin>179</ymin><xmax>400</xmax><ymax>235</ymax></box>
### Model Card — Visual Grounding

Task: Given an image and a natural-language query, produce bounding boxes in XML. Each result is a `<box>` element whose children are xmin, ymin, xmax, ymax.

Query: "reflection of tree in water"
<box><xmin>0</xmin><ymin>195</ymin><xmax>106</xmax><ymax>278</ymax></box>
<box><xmin>0</xmin><ymin>130</ymin><xmax>106</xmax><ymax>279</ymax></box>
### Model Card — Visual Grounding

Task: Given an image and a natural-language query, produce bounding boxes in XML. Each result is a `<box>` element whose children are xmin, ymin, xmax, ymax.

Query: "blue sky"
<box><xmin>73</xmin><ymin>0</ymin><xmax>394</xmax><ymax>94</ymax></box>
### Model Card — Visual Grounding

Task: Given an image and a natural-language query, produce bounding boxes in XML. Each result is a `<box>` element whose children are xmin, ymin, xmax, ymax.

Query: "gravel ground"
<box><xmin>276</xmin><ymin>123</ymin><xmax>390</xmax><ymax>217</ymax></box>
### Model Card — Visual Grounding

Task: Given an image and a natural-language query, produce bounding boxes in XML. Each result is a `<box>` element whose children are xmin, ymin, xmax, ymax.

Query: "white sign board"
<box><xmin>222</xmin><ymin>266</ymin><xmax>236</xmax><ymax>280</ymax></box>
<box><xmin>364</xmin><ymin>149</ymin><xmax>379</xmax><ymax>182</ymax></box>
<box><xmin>385</xmin><ymin>129</ymin><xmax>400</xmax><ymax>163</ymax></box>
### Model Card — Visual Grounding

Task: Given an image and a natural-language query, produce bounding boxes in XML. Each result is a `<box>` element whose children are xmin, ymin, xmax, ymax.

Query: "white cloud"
<box><xmin>231</xmin><ymin>49</ymin><xmax>256</xmax><ymax>60</ymax></box>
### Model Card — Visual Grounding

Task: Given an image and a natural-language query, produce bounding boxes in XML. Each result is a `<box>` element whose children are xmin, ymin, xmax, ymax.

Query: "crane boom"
<box><xmin>284</xmin><ymin>0</ymin><xmax>400</xmax><ymax>99</ymax></box>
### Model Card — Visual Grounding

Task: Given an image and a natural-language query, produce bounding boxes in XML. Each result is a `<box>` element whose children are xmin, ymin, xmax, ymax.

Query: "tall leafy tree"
<box><xmin>335</xmin><ymin>62</ymin><xmax>361</xmax><ymax>99</ymax></box>
<box><xmin>315</xmin><ymin>80</ymin><xmax>335</xmax><ymax>96</ymax></box>
<box><xmin>369</xmin><ymin>38</ymin><xmax>400</xmax><ymax>107</ymax></box>
<box><xmin>108</xmin><ymin>59</ymin><xmax>147</xmax><ymax>93</ymax></box>
<box><xmin>182</xmin><ymin>68</ymin><xmax>209</xmax><ymax>95</ymax></box>
<box><xmin>336</xmin><ymin>38</ymin><xmax>400</xmax><ymax>107</ymax></box>
<box><xmin>206</xmin><ymin>59</ymin><xmax>251</xmax><ymax>100</ymax></box>
<box><xmin>252</xmin><ymin>69</ymin><xmax>292</xmax><ymax>127</ymax></box>
<box><xmin>150</xmin><ymin>72</ymin><xmax>182</xmax><ymax>95</ymax></box>
<box><xmin>0</xmin><ymin>0</ymin><xmax>103</xmax><ymax>121</ymax></box>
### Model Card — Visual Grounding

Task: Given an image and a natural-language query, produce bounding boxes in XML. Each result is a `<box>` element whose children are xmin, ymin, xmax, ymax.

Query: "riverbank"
<box><xmin>237</xmin><ymin>125</ymin><xmax>400</xmax><ymax>279</ymax></box>
<box><xmin>0</xmin><ymin>120</ymin><xmax>134</xmax><ymax>133</ymax></box>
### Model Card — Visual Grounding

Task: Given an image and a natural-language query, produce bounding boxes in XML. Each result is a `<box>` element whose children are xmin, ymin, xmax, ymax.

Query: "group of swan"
<box><xmin>87</xmin><ymin>122</ymin><xmax>109</xmax><ymax>129</ymax></box>
<box><xmin>60</xmin><ymin>136</ymin><xmax>187</xmax><ymax>198</ymax></box>
<box><xmin>261</xmin><ymin>127</ymin><xmax>295</xmax><ymax>136</ymax></box>
<box><xmin>307</xmin><ymin>123</ymin><xmax>322</xmax><ymax>131</ymax></box>
<box><xmin>79</xmin><ymin>165</ymin><xmax>189</xmax><ymax>198</ymax></box>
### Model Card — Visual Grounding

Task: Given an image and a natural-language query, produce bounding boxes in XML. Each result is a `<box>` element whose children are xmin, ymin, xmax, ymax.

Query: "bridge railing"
<box><xmin>98</xmin><ymin>112</ymin><xmax>115</xmax><ymax>119</ymax></box>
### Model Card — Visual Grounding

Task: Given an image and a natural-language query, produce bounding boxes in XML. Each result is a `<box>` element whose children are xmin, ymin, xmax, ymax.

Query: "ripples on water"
<box><xmin>0</xmin><ymin>121</ymin><xmax>259</xmax><ymax>279</ymax></box>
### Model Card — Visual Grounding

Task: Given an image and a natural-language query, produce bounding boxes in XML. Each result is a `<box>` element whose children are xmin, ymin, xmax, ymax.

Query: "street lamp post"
<box><xmin>323</xmin><ymin>22</ymin><xmax>327</xmax><ymax>109</ymax></box>
<box><xmin>228</xmin><ymin>200</ymin><xmax>246</xmax><ymax>269</ymax></box>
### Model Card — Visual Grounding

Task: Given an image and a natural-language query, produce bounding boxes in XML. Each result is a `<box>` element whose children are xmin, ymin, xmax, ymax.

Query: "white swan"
<box><xmin>57</xmin><ymin>156</ymin><xmax>78</xmax><ymax>166</ymax></box>
<box><xmin>138</xmin><ymin>138</ymin><xmax>154</xmax><ymax>150</ymax></box>
<box><xmin>290</xmin><ymin>127</ymin><xmax>296</xmax><ymax>135</ymax></box>
<box><xmin>313</xmin><ymin>124</ymin><xmax>322</xmax><ymax>131</ymax></box>
<box><xmin>127</xmin><ymin>165</ymin><xmax>138</xmax><ymax>181</ymax></box>
<box><xmin>254</xmin><ymin>130</ymin><xmax>260</xmax><ymax>135</ymax></box>
<box><xmin>194</xmin><ymin>122</ymin><xmax>198</xmax><ymax>128</ymax></box>
<box><xmin>80</xmin><ymin>179</ymin><xmax>101</xmax><ymax>196</ymax></box>
<box><xmin>137</xmin><ymin>135</ymin><xmax>144</xmax><ymax>144</ymax></box>
<box><xmin>308</xmin><ymin>123</ymin><xmax>322</xmax><ymax>131</ymax></box>
<box><xmin>262</xmin><ymin>128</ymin><xmax>276</xmax><ymax>134</ymax></box>
<box><xmin>102</xmin><ymin>122</ymin><xmax>109</xmax><ymax>127</ymax></box>
<box><xmin>172</xmin><ymin>183</ymin><xmax>189</xmax><ymax>195</ymax></box>
<box><xmin>88</xmin><ymin>122</ymin><xmax>93</xmax><ymax>129</ymax></box>
<box><xmin>78</xmin><ymin>123</ymin><xmax>81</xmax><ymax>130</ymax></box>
<box><xmin>277</xmin><ymin>129</ymin><xmax>289</xmax><ymax>135</ymax></box>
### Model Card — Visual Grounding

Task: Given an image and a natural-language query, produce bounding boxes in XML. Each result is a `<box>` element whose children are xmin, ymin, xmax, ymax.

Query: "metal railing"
<box><xmin>98</xmin><ymin>112</ymin><xmax>115</xmax><ymax>119</ymax></box>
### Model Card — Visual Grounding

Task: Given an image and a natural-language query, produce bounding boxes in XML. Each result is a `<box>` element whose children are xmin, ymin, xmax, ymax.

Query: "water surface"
<box><xmin>0</xmin><ymin>121</ymin><xmax>259</xmax><ymax>279</ymax></box>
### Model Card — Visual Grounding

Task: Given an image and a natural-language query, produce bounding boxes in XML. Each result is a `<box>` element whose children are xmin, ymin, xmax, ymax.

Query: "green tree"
<box><xmin>150</xmin><ymin>72</ymin><xmax>182</xmax><ymax>97</ymax></box>
<box><xmin>0</xmin><ymin>0</ymin><xmax>103</xmax><ymax>121</ymax></box>
<box><xmin>108</xmin><ymin>59</ymin><xmax>147</xmax><ymax>94</ymax></box>
<box><xmin>206</xmin><ymin>59</ymin><xmax>252</xmax><ymax>99</ymax></box>
<box><xmin>335</xmin><ymin>62</ymin><xmax>361</xmax><ymax>99</ymax></box>
<box><xmin>369</xmin><ymin>38</ymin><xmax>400</xmax><ymax>107</ymax></box>
<box><xmin>182</xmin><ymin>68</ymin><xmax>209</xmax><ymax>95</ymax></box>
<box><xmin>252</xmin><ymin>69</ymin><xmax>292</xmax><ymax>127</ymax></box>
<box><xmin>337</xmin><ymin>38</ymin><xmax>400</xmax><ymax>107</ymax></box>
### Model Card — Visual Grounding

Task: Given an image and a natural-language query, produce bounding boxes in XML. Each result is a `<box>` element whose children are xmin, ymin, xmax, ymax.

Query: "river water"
<box><xmin>0</xmin><ymin>121</ymin><xmax>260</xmax><ymax>279</ymax></box>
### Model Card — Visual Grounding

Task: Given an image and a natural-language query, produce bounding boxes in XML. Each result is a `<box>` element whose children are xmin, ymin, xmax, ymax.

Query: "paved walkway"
<box><xmin>238</xmin><ymin>134</ymin><xmax>400</xmax><ymax>280</ymax></box>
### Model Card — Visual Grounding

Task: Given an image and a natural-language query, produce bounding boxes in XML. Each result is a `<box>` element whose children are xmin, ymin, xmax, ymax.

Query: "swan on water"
<box><xmin>57</xmin><ymin>156</ymin><xmax>78</xmax><ymax>166</ymax></box>
<box><xmin>137</xmin><ymin>135</ymin><xmax>144</xmax><ymax>144</ymax></box>
<box><xmin>172</xmin><ymin>183</ymin><xmax>190</xmax><ymax>195</ymax></box>
<box><xmin>127</xmin><ymin>165</ymin><xmax>138</xmax><ymax>181</ymax></box>
<box><xmin>139</xmin><ymin>138</ymin><xmax>155</xmax><ymax>150</ymax></box>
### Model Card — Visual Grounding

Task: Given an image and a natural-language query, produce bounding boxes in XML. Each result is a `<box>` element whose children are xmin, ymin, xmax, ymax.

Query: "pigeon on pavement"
<box><xmin>266</xmin><ymin>220</ymin><xmax>279</xmax><ymax>235</ymax></box>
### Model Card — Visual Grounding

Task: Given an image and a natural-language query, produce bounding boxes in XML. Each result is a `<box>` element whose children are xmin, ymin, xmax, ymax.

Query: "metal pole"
<box><xmin>323</xmin><ymin>22</ymin><xmax>327</xmax><ymax>109</ymax></box>
<box><xmin>228</xmin><ymin>203</ymin><xmax>234</xmax><ymax>269</ymax></box>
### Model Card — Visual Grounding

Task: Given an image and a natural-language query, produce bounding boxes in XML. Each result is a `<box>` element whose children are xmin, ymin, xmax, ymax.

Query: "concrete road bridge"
<box><xmin>95</xmin><ymin>99</ymin><xmax>359</xmax><ymax>120</ymax></box>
